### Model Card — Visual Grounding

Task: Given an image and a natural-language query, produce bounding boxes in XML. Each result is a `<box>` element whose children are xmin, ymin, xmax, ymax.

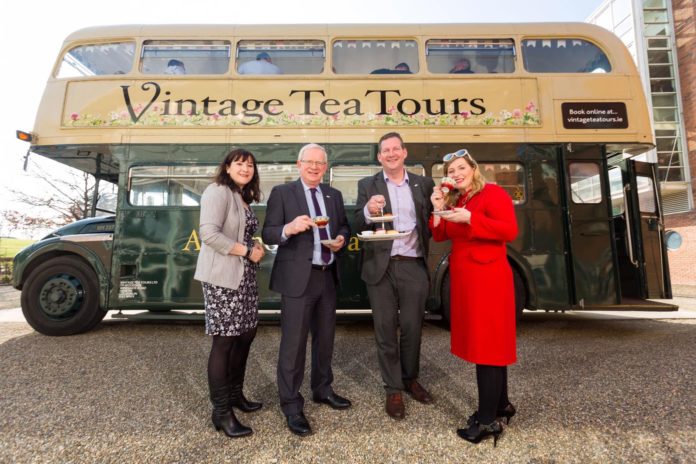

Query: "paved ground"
<box><xmin>0</xmin><ymin>286</ymin><xmax>20</xmax><ymax>310</ymax></box>
<box><xmin>1</xmin><ymin>299</ymin><xmax>695</xmax><ymax>463</ymax></box>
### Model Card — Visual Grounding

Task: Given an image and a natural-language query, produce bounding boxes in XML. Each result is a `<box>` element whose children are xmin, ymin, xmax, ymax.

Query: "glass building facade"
<box><xmin>588</xmin><ymin>0</ymin><xmax>692</xmax><ymax>213</ymax></box>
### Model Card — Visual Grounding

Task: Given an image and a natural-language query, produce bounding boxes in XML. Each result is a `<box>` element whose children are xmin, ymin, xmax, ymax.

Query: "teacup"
<box><xmin>313</xmin><ymin>216</ymin><xmax>330</xmax><ymax>228</ymax></box>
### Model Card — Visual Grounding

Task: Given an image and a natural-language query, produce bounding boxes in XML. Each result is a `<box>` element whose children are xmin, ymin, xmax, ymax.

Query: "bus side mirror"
<box><xmin>665</xmin><ymin>230</ymin><xmax>682</xmax><ymax>251</ymax></box>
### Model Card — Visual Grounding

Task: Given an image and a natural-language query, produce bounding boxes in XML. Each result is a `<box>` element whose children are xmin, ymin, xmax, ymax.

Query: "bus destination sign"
<box><xmin>561</xmin><ymin>102</ymin><xmax>628</xmax><ymax>129</ymax></box>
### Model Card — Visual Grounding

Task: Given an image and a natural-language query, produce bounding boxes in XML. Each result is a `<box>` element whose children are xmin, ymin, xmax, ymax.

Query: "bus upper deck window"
<box><xmin>57</xmin><ymin>42</ymin><xmax>135</xmax><ymax>78</ymax></box>
<box><xmin>140</xmin><ymin>40</ymin><xmax>231</xmax><ymax>75</ymax></box>
<box><xmin>425</xmin><ymin>39</ymin><xmax>515</xmax><ymax>74</ymax></box>
<box><xmin>522</xmin><ymin>39</ymin><xmax>612</xmax><ymax>73</ymax></box>
<box><xmin>236</xmin><ymin>40</ymin><xmax>325</xmax><ymax>75</ymax></box>
<box><xmin>332</xmin><ymin>40</ymin><xmax>419</xmax><ymax>75</ymax></box>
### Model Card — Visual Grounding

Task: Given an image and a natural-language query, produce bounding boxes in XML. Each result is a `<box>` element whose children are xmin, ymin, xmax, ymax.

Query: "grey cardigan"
<box><xmin>194</xmin><ymin>183</ymin><xmax>248</xmax><ymax>289</ymax></box>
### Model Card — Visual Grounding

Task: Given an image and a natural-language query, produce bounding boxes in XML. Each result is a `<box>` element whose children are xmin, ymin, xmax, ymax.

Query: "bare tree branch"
<box><xmin>8</xmin><ymin>160</ymin><xmax>110</xmax><ymax>227</ymax></box>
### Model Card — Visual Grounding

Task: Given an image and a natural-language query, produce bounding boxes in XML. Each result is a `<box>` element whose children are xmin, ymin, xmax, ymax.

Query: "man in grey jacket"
<box><xmin>354</xmin><ymin>132</ymin><xmax>435</xmax><ymax>420</ymax></box>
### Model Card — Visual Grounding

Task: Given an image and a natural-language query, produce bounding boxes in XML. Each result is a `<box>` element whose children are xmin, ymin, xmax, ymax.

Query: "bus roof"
<box><xmin>64</xmin><ymin>22</ymin><xmax>619</xmax><ymax>41</ymax></box>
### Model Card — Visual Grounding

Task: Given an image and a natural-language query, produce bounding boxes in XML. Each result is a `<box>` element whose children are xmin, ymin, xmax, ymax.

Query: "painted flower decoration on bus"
<box><xmin>65</xmin><ymin>101</ymin><xmax>541</xmax><ymax>128</ymax></box>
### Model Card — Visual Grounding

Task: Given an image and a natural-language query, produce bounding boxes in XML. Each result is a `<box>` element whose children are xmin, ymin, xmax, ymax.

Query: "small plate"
<box><xmin>357</xmin><ymin>230</ymin><xmax>413</xmax><ymax>241</ymax></box>
<box><xmin>320</xmin><ymin>238</ymin><xmax>340</xmax><ymax>246</ymax></box>
<box><xmin>432</xmin><ymin>210</ymin><xmax>455</xmax><ymax>217</ymax></box>
<box><xmin>369</xmin><ymin>214</ymin><xmax>397</xmax><ymax>222</ymax></box>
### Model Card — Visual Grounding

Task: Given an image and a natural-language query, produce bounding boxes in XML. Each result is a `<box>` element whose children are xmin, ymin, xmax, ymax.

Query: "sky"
<box><xmin>0</xmin><ymin>0</ymin><xmax>607</xmax><ymax>233</ymax></box>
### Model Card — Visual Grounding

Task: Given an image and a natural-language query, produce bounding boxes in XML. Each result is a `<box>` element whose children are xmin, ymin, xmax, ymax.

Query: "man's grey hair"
<box><xmin>297</xmin><ymin>143</ymin><xmax>328</xmax><ymax>162</ymax></box>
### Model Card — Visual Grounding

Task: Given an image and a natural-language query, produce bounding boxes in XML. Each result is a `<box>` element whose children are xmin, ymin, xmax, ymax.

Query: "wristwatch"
<box><xmin>245</xmin><ymin>246</ymin><xmax>253</xmax><ymax>259</ymax></box>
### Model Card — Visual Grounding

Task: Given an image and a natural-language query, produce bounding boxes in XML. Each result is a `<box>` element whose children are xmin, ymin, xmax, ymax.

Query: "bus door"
<box><xmin>622</xmin><ymin>160</ymin><xmax>671</xmax><ymax>299</ymax></box>
<box><xmin>562</xmin><ymin>145</ymin><xmax>617</xmax><ymax>307</ymax></box>
<box><xmin>109</xmin><ymin>161</ymin><xmax>214</xmax><ymax>309</ymax></box>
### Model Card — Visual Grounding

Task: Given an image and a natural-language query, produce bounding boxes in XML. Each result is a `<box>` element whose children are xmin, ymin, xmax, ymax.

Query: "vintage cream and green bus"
<box><xmin>14</xmin><ymin>23</ymin><xmax>677</xmax><ymax>335</ymax></box>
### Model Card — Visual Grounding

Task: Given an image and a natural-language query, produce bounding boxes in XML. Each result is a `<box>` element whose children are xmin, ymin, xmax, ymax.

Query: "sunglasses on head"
<box><xmin>443</xmin><ymin>149</ymin><xmax>472</xmax><ymax>162</ymax></box>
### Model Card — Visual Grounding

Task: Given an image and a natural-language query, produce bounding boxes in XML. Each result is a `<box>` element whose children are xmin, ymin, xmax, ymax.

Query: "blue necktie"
<box><xmin>310</xmin><ymin>188</ymin><xmax>331</xmax><ymax>264</ymax></box>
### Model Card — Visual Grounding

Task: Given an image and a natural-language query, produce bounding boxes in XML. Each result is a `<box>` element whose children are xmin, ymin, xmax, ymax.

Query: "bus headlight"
<box><xmin>665</xmin><ymin>230</ymin><xmax>682</xmax><ymax>251</ymax></box>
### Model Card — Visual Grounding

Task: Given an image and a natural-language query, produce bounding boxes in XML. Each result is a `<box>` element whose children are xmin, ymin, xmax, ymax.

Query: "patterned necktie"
<box><xmin>310</xmin><ymin>188</ymin><xmax>331</xmax><ymax>264</ymax></box>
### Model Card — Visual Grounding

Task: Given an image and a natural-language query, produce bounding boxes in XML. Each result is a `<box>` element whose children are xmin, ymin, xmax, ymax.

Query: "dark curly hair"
<box><xmin>213</xmin><ymin>149</ymin><xmax>261</xmax><ymax>204</ymax></box>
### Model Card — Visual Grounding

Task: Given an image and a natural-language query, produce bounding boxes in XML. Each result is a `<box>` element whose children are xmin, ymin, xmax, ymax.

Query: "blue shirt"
<box><xmin>282</xmin><ymin>179</ymin><xmax>335</xmax><ymax>265</ymax></box>
<box><xmin>363</xmin><ymin>170</ymin><xmax>421</xmax><ymax>257</ymax></box>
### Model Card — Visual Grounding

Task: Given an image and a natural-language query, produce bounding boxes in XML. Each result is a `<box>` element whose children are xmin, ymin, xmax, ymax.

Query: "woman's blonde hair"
<box><xmin>443</xmin><ymin>150</ymin><xmax>486</xmax><ymax>206</ymax></box>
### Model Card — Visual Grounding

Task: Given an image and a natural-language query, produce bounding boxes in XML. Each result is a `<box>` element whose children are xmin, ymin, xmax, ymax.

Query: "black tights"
<box><xmin>475</xmin><ymin>364</ymin><xmax>509</xmax><ymax>424</ymax></box>
<box><xmin>207</xmin><ymin>327</ymin><xmax>257</xmax><ymax>391</ymax></box>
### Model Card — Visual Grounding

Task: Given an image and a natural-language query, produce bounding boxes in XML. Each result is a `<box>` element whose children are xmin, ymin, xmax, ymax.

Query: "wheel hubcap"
<box><xmin>38</xmin><ymin>275</ymin><xmax>84</xmax><ymax>318</ymax></box>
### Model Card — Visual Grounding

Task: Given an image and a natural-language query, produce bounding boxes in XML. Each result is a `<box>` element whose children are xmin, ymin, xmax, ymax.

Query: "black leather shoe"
<box><xmin>286</xmin><ymin>412</ymin><xmax>312</xmax><ymax>437</ymax></box>
<box><xmin>313</xmin><ymin>392</ymin><xmax>352</xmax><ymax>410</ymax></box>
<box><xmin>457</xmin><ymin>421</ymin><xmax>504</xmax><ymax>447</ymax></box>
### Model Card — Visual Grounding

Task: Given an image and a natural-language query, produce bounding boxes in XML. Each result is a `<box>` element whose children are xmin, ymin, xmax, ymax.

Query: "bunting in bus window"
<box><xmin>522</xmin><ymin>39</ymin><xmax>612</xmax><ymax>73</ymax></box>
<box><xmin>332</xmin><ymin>40</ymin><xmax>419</xmax><ymax>74</ymax></box>
<box><xmin>236</xmin><ymin>40</ymin><xmax>325</xmax><ymax>75</ymax></box>
<box><xmin>425</xmin><ymin>39</ymin><xmax>516</xmax><ymax>74</ymax></box>
<box><xmin>140</xmin><ymin>40</ymin><xmax>231</xmax><ymax>75</ymax></box>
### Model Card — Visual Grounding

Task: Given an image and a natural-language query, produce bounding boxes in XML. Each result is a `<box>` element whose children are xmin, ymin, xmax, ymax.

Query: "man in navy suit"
<box><xmin>262</xmin><ymin>143</ymin><xmax>352</xmax><ymax>436</ymax></box>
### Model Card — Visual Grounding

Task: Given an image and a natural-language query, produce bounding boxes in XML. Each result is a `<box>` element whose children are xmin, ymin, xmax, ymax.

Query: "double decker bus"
<box><xmin>14</xmin><ymin>23</ymin><xmax>677</xmax><ymax>336</ymax></box>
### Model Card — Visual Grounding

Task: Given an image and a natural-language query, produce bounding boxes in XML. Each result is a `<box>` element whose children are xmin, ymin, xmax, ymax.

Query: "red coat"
<box><xmin>429</xmin><ymin>183</ymin><xmax>518</xmax><ymax>366</ymax></box>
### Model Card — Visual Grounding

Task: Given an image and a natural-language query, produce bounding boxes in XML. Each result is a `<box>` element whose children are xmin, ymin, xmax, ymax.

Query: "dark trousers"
<box><xmin>476</xmin><ymin>364</ymin><xmax>510</xmax><ymax>424</ymax></box>
<box><xmin>207</xmin><ymin>327</ymin><xmax>257</xmax><ymax>392</ymax></box>
<box><xmin>366</xmin><ymin>259</ymin><xmax>429</xmax><ymax>394</ymax></box>
<box><xmin>277</xmin><ymin>268</ymin><xmax>337</xmax><ymax>416</ymax></box>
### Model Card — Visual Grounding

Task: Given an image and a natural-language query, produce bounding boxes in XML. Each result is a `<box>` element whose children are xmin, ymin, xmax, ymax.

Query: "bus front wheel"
<box><xmin>21</xmin><ymin>256</ymin><xmax>105</xmax><ymax>336</ymax></box>
<box><xmin>440</xmin><ymin>267</ymin><xmax>526</xmax><ymax>329</ymax></box>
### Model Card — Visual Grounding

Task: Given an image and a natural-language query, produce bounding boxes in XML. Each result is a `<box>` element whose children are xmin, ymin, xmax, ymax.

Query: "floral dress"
<box><xmin>202</xmin><ymin>208</ymin><xmax>259</xmax><ymax>336</ymax></box>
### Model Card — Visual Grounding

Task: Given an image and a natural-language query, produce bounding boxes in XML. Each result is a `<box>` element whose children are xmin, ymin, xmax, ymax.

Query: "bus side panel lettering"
<box><xmin>397</xmin><ymin>98</ymin><xmax>421</xmax><ymax>116</ymax></box>
<box><xmin>343</xmin><ymin>98</ymin><xmax>363</xmax><ymax>116</ymax></box>
<box><xmin>120</xmin><ymin>82</ymin><xmax>160</xmax><ymax>123</ymax></box>
<box><xmin>364</xmin><ymin>89</ymin><xmax>401</xmax><ymax>115</ymax></box>
<box><xmin>425</xmin><ymin>98</ymin><xmax>447</xmax><ymax>116</ymax></box>
<box><xmin>182</xmin><ymin>229</ymin><xmax>201</xmax><ymax>252</ymax></box>
<box><xmin>218</xmin><ymin>99</ymin><xmax>238</xmax><ymax>116</ymax></box>
<box><xmin>347</xmin><ymin>236</ymin><xmax>360</xmax><ymax>252</ymax></box>
<box><xmin>264</xmin><ymin>99</ymin><xmax>283</xmax><ymax>116</ymax></box>
<box><xmin>289</xmin><ymin>89</ymin><xmax>326</xmax><ymax>115</ymax></box>
<box><xmin>451</xmin><ymin>98</ymin><xmax>469</xmax><ymax>115</ymax></box>
<box><xmin>470</xmin><ymin>98</ymin><xmax>486</xmax><ymax>115</ymax></box>
<box><xmin>241</xmin><ymin>99</ymin><xmax>263</xmax><ymax>125</ymax></box>
<box><xmin>176</xmin><ymin>99</ymin><xmax>198</xmax><ymax>116</ymax></box>
<box><xmin>320</xmin><ymin>98</ymin><xmax>341</xmax><ymax>116</ymax></box>
<box><xmin>202</xmin><ymin>97</ymin><xmax>218</xmax><ymax>116</ymax></box>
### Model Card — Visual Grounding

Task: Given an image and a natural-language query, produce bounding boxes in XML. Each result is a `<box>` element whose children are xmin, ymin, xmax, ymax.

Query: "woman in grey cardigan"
<box><xmin>194</xmin><ymin>149</ymin><xmax>265</xmax><ymax>438</ymax></box>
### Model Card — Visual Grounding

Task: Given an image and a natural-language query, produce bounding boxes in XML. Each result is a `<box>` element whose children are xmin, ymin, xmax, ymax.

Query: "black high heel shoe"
<box><xmin>498</xmin><ymin>403</ymin><xmax>516</xmax><ymax>425</ymax></box>
<box><xmin>457</xmin><ymin>420</ymin><xmax>503</xmax><ymax>447</ymax></box>
<box><xmin>466</xmin><ymin>402</ymin><xmax>517</xmax><ymax>427</ymax></box>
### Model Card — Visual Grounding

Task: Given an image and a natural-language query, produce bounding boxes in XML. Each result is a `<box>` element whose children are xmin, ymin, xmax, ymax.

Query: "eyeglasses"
<box><xmin>300</xmin><ymin>159</ymin><xmax>327</xmax><ymax>167</ymax></box>
<box><xmin>442</xmin><ymin>149</ymin><xmax>472</xmax><ymax>162</ymax></box>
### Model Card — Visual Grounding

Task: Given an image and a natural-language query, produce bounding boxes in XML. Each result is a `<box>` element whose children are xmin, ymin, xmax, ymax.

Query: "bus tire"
<box><xmin>513</xmin><ymin>267</ymin><xmax>526</xmax><ymax>322</ymax></box>
<box><xmin>20</xmin><ymin>256</ymin><xmax>105</xmax><ymax>336</ymax></box>
<box><xmin>441</xmin><ymin>272</ymin><xmax>451</xmax><ymax>329</ymax></box>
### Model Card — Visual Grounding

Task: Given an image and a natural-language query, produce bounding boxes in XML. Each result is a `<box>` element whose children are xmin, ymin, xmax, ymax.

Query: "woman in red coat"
<box><xmin>429</xmin><ymin>149</ymin><xmax>518</xmax><ymax>446</ymax></box>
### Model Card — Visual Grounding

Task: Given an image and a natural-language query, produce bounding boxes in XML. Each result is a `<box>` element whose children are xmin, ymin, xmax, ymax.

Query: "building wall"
<box><xmin>665</xmin><ymin>0</ymin><xmax>696</xmax><ymax>296</ymax></box>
